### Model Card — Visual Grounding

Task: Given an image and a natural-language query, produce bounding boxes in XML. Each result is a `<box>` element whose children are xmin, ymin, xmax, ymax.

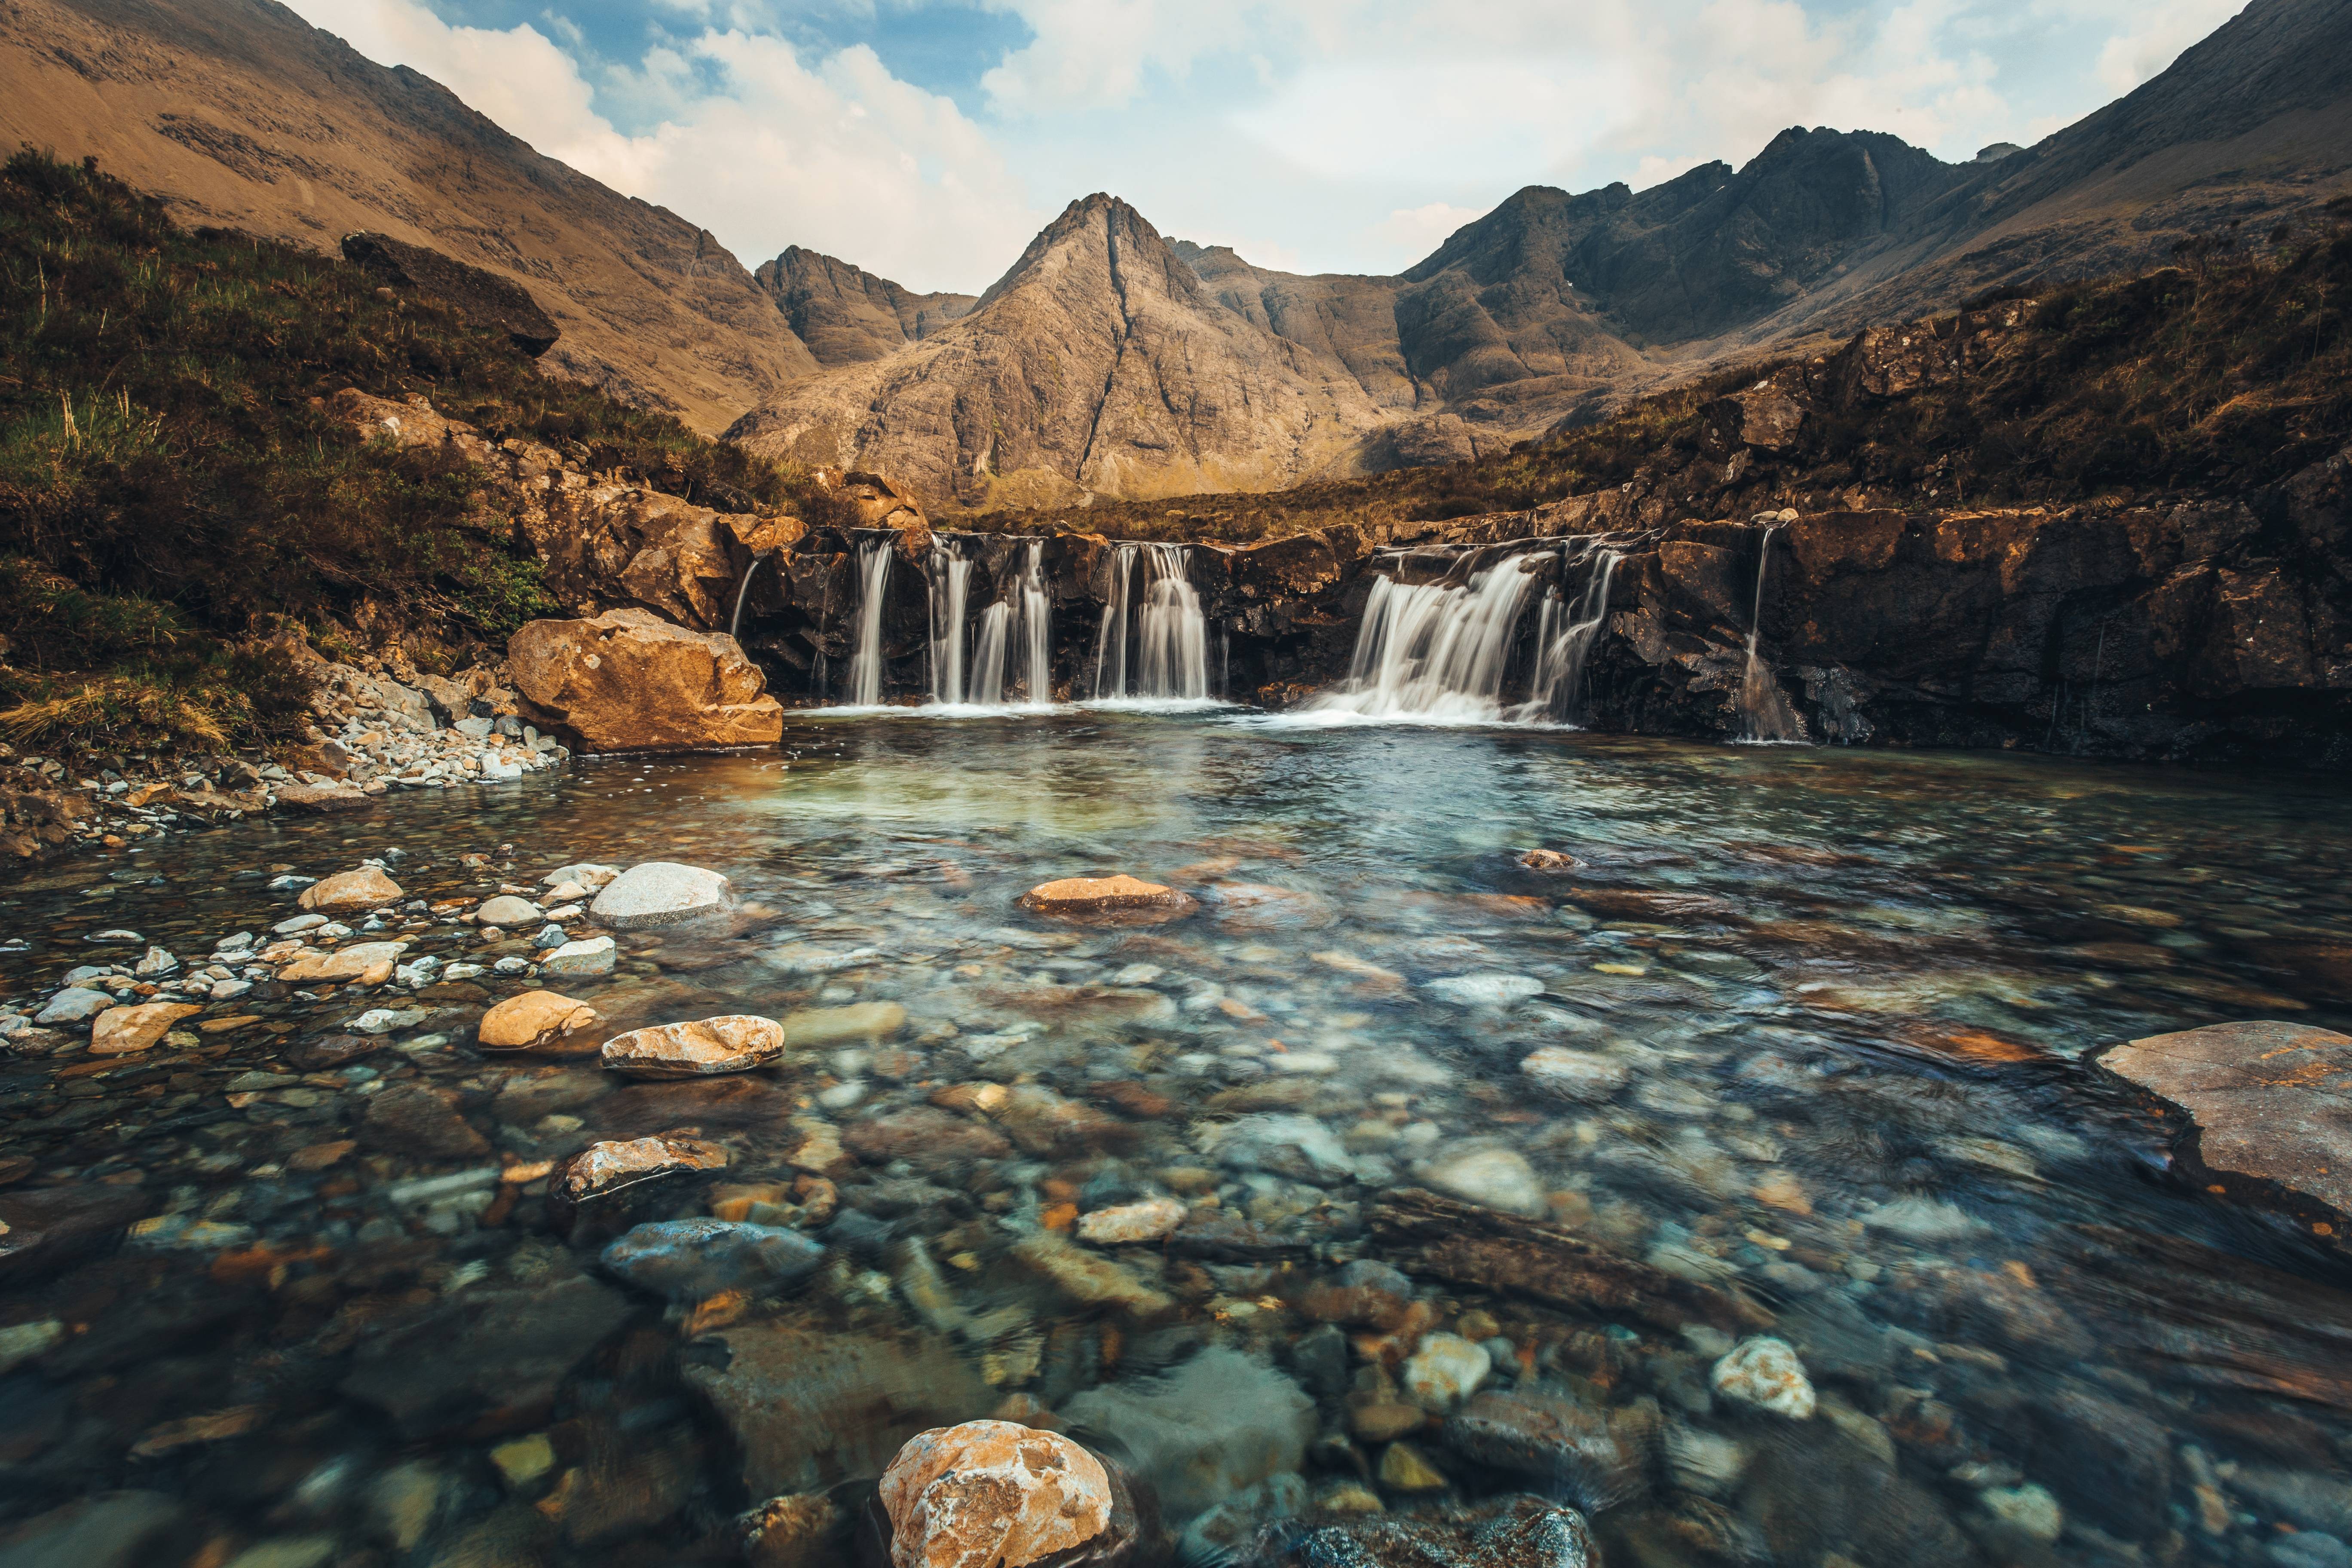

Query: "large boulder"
<box><xmin>508</xmin><ymin>609</ymin><xmax>784</xmax><ymax>752</ymax></box>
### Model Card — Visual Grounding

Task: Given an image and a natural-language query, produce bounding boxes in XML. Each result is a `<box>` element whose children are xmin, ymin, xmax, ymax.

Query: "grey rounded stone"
<box><xmin>590</xmin><ymin>862</ymin><xmax>732</xmax><ymax>928</ymax></box>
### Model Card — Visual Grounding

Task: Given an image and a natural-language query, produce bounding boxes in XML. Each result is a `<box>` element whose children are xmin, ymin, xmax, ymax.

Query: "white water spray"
<box><xmin>1091</xmin><ymin>544</ymin><xmax>1136</xmax><ymax>699</ymax></box>
<box><xmin>1134</xmin><ymin>544</ymin><xmax>1207</xmax><ymax>700</ymax></box>
<box><xmin>927</xmin><ymin>540</ymin><xmax>974</xmax><ymax>704</ymax></box>
<box><xmin>846</xmin><ymin>538</ymin><xmax>893</xmax><ymax>707</ymax></box>
<box><xmin>1519</xmin><ymin>545</ymin><xmax>1621</xmax><ymax>722</ymax></box>
<box><xmin>1308</xmin><ymin>554</ymin><xmax>1542</xmax><ymax>721</ymax></box>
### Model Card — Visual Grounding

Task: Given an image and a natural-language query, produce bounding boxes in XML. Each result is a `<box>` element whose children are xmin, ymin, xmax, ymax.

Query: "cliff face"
<box><xmin>0</xmin><ymin>0</ymin><xmax>822</xmax><ymax>433</ymax></box>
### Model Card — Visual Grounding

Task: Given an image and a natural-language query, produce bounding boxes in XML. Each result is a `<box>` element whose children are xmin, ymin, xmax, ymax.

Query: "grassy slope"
<box><xmin>963</xmin><ymin>204</ymin><xmax>2352</xmax><ymax>545</ymax></box>
<box><xmin>0</xmin><ymin>151</ymin><xmax>806</xmax><ymax>752</ymax></box>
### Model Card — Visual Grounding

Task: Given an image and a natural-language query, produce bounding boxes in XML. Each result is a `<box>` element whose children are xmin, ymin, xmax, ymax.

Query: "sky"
<box><xmin>285</xmin><ymin>0</ymin><xmax>2251</xmax><ymax>296</ymax></box>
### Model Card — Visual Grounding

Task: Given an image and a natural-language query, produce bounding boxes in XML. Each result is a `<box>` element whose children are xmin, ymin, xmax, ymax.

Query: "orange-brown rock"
<box><xmin>508</xmin><ymin>609</ymin><xmax>783</xmax><ymax>753</ymax></box>
<box><xmin>1017</xmin><ymin>874</ymin><xmax>1195</xmax><ymax>924</ymax></box>
<box><xmin>298</xmin><ymin>866</ymin><xmax>404</xmax><ymax>914</ymax></box>
<box><xmin>601</xmin><ymin>1015</ymin><xmax>786</xmax><ymax>1078</ymax></box>
<box><xmin>878</xmin><ymin>1420</ymin><xmax>1115</xmax><ymax>1568</ymax></box>
<box><xmin>90</xmin><ymin>1001</ymin><xmax>202</xmax><ymax>1056</ymax></box>
<box><xmin>477</xmin><ymin>990</ymin><xmax>605</xmax><ymax>1054</ymax></box>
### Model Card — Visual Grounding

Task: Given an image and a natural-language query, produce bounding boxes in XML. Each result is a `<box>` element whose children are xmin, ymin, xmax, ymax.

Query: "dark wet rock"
<box><xmin>843</xmin><ymin>1107</ymin><xmax>1012</xmax><ymax>1171</ymax></box>
<box><xmin>2028</xmin><ymin>1384</ymin><xmax>2174</xmax><ymax>1541</ymax></box>
<box><xmin>287</xmin><ymin>1033</ymin><xmax>384</xmax><ymax>1071</ymax></box>
<box><xmin>2097</xmin><ymin>1021</ymin><xmax>2352</xmax><ymax>1230</ymax></box>
<box><xmin>361</xmin><ymin>1083</ymin><xmax>491</xmax><ymax>1159</ymax></box>
<box><xmin>0</xmin><ymin>1184</ymin><xmax>150</xmax><ymax>1282</ymax></box>
<box><xmin>1737</xmin><ymin>1414</ymin><xmax>1977</xmax><ymax>1568</ymax></box>
<box><xmin>1875</xmin><ymin>1264</ymin><xmax>2095</xmax><ymax>1368</ymax></box>
<box><xmin>1061</xmin><ymin>1347</ymin><xmax>1314</xmax><ymax>1525</ymax></box>
<box><xmin>600</xmin><ymin>1218</ymin><xmax>824</xmax><ymax>1302</ymax></box>
<box><xmin>1442</xmin><ymin>1388</ymin><xmax>1635</xmax><ymax>1510</ymax></box>
<box><xmin>1367</xmin><ymin>1188</ymin><xmax>1770</xmax><ymax>1333</ymax></box>
<box><xmin>683</xmin><ymin>1314</ymin><xmax>993</xmax><ymax>1498</ymax></box>
<box><xmin>2233</xmin><ymin>1467</ymin><xmax>2352</xmax><ymax>1539</ymax></box>
<box><xmin>342</xmin><ymin>231</ymin><xmax>560</xmax><ymax>356</ymax></box>
<box><xmin>0</xmin><ymin>1490</ymin><xmax>186</xmax><ymax>1568</ymax></box>
<box><xmin>340</xmin><ymin>1268</ymin><xmax>632</xmax><ymax>1436</ymax></box>
<box><xmin>739</xmin><ymin>1491</ymin><xmax>848</xmax><ymax>1568</ymax></box>
<box><xmin>600</xmin><ymin>1075</ymin><xmax>793</xmax><ymax>1135</ymax></box>
<box><xmin>1261</xmin><ymin>1494</ymin><xmax>1595</xmax><ymax>1568</ymax></box>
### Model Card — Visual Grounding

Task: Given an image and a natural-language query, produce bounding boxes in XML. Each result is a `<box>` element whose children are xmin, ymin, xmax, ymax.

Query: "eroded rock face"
<box><xmin>601</xmin><ymin>1015</ymin><xmax>784</xmax><ymax>1078</ymax></box>
<box><xmin>2098</xmin><ymin>1021</ymin><xmax>2352</xmax><ymax>1225</ymax></box>
<box><xmin>508</xmin><ymin>609</ymin><xmax>783</xmax><ymax>752</ymax></box>
<box><xmin>878</xmin><ymin>1421</ymin><xmax>1116</xmax><ymax>1568</ymax></box>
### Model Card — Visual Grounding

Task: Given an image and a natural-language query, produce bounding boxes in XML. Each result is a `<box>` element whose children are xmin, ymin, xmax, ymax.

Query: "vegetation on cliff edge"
<box><xmin>0</xmin><ymin>150</ymin><xmax>806</xmax><ymax>751</ymax></box>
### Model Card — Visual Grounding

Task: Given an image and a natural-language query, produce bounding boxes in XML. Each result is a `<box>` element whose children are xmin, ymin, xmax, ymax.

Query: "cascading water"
<box><xmin>1133</xmin><ymin>544</ymin><xmax>1207</xmax><ymax>700</ymax></box>
<box><xmin>728</xmin><ymin>551</ymin><xmax>772</xmax><ymax>643</ymax></box>
<box><xmin>926</xmin><ymin>540</ymin><xmax>974</xmax><ymax>704</ymax></box>
<box><xmin>1091</xmin><ymin>545</ymin><xmax>1137</xmax><ymax>700</ymax></box>
<box><xmin>1306</xmin><ymin>552</ymin><xmax>1542</xmax><ymax>721</ymax></box>
<box><xmin>845</xmin><ymin>539</ymin><xmax>893</xmax><ymax>707</ymax></box>
<box><xmin>954</xmin><ymin>540</ymin><xmax>1053</xmax><ymax>708</ymax></box>
<box><xmin>1518</xmin><ymin>544</ymin><xmax>1621</xmax><ymax>723</ymax></box>
<box><xmin>1014</xmin><ymin>540</ymin><xmax>1052</xmax><ymax>704</ymax></box>
<box><xmin>1736</xmin><ymin>525</ymin><xmax>1804</xmax><ymax>742</ymax></box>
<box><xmin>968</xmin><ymin>601</ymin><xmax>1010</xmax><ymax>706</ymax></box>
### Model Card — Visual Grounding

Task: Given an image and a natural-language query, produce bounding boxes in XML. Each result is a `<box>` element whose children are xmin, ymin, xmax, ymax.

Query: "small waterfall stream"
<box><xmin>1736</xmin><ymin>525</ymin><xmax>1804</xmax><ymax>742</ymax></box>
<box><xmin>1093</xmin><ymin>543</ymin><xmax>1210</xmax><ymax>701</ymax></box>
<box><xmin>728</xmin><ymin>551</ymin><xmax>772</xmax><ymax>643</ymax></box>
<box><xmin>845</xmin><ymin>538</ymin><xmax>893</xmax><ymax>707</ymax></box>
<box><xmin>1307</xmin><ymin>553</ymin><xmax>1543</xmax><ymax>721</ymax></box>
<box><xmin>926</xmin><ymin>540</ymin><xmax>973</xmax><ymax>704</ymax></box>
<box><xmin>1519</xmin><ymin>544</ymin><xmax>1621</xmax><ymax>722</ymax></box>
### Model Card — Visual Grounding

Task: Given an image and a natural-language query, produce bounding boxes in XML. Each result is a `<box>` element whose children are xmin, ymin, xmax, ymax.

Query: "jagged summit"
<box><xmin>753</xmin><ymin>247</ymin><xmax>974</xmax><ymax>369</ymax></box>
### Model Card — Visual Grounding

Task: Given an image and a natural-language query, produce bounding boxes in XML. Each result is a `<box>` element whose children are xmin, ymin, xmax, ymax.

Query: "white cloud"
<box><xmin>284</xmin><ymin>0</ymin><xmax>1041</xmax><ymax>293</ymax></box>
<box><xmin>1373</xmin><ymin>202</ymin><xmax>1491</xmax><ymax>257</ymax></box>
<box><xmin>2092</xmin><ymin>0</ymin><xmax>2246</xmax><ymax>93</ymax></box>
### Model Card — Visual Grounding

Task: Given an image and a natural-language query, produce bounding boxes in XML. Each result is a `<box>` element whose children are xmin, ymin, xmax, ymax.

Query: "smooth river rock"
<box><xmin>561</xmin><ymin>1136</ymin><xmax>729</xmax><ymax>1201</ymax></box>
<box><xmin>2098</xmin><ymin>1021</ymin><xmax>2352</xmax><ymax>1219</ymax></box>
<box><xmin>507</xmin><ymin>608</ymin><xmax>784</xmax><ymax>752</ymax></box>
<box><xmin>89</xmin><ymin>1002</ymin><xmax>202</xmax><ymax>1056</ymax></box>
<box><xmin>541</xmin><ymin>936</ymin><xmax>617</xmax><ymax>977</ymax></box>
<box><xmin>278</xmin><ymin>941</ymin><xmax>409</xmax><ymax>985</ymax></box>
<box><xmin>1017</xmin><ymin>874</ymin><xmax>1196</xmax><ymax>924</ymax></box>
<box><xmin>475</xmin><ymin>894</ymin><xmax>544</xmax><ymax>927</ymax></box>
<box><xmin>602</xmin><ymin>1015</ymin><xmax>785</xmax><ymax>1078</ymax></box>
<box><xmin>591</xmin><ymin>861</ymin><xmax>733</xmax><ymax>928</ymax></box>
<box><xmin>298</xmin><ymin>867</ymin><xmax>404</xmax><ymax>914</ymax></box>
<box><xmin>879</xmin><ymin>1421</ymin><xmax>1117</xmax><ymax>1568</ymax></box>
<box><xmin>477</xmin><ymin>990</ymin><xmax>604</xmax><ymax>1052</ymax></box>
<box><xmin>1711</xmin><ymin>1335</ymin><xmax>1816</xmax><ymax>1418</ymax></box>
<box><xmin>1520</xmin><ymin>1046</ymin><xmax>1629</xmax><ymax>1102</ymax></box>
<box><xmin>601</xmin><ymin>1217</ymin><xmax>825</xmax><ymax>1301</ymax></box>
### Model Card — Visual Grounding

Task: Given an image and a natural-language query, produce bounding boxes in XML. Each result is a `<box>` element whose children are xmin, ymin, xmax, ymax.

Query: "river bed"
<box><xmin>3</xmin><ymin>714</ymin><xmax>2349</xmax><ymax>1567</ymax></box>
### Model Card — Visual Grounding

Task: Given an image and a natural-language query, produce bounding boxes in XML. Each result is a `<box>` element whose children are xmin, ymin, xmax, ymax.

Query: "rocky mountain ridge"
<box><xmin>733</xmin><ymin>0</ymin><xmax>2352</xmax><ymax>508</ymax></box>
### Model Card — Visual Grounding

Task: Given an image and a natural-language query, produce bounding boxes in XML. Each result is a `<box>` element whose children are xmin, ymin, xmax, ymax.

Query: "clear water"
<box><xmin>3</xmin><ymin>715</ymin><xmax>2349</xmax><ymax>1565</ymax></box>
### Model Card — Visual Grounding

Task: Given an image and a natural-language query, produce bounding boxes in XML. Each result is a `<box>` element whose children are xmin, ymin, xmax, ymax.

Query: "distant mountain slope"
<box><xmin>754</xmin><ymin>246</ymin><xmax>977</xmax><ymax>368</ymax></box>
<box><xmin>0</xmin><ymin>0</ymin><xmax>821</xmax><ymax>433</ymax></box>
<box><xmin>731</xmin><ymin>0</ymin><xmax>2351</xmax><ymax>508</ymax></box>
<box><xmin>727</xmin><ymin>196</ymin><xmax>1387</xmax><ymax>509</ymax></box>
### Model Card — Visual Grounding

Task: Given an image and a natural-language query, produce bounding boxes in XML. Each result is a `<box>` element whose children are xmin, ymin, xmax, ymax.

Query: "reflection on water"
<box><xmin>2</xmin><ymin>714</ymin><xmax>2350</xmax><ymax>1567</ymax></box>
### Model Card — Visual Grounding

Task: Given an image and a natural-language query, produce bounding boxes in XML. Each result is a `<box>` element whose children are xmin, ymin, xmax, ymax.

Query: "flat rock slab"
<box><xmin>591</xmin><ymin>862</ymin><xmax>733</xmax><ymax>928</ymax></box>
<box><xmin>602</xmin><ymin>1015</ymin><xmax>784</xmax><ymax>1078</ymax></box>
<box><xmin>300</xmin><ymin>867</ymin><xmax>404</xmax><ymax>913</ymax></box>
<box><xmin>90</xmin><ymin>1002</ymin><xmax>202</xmax><ymax>1056</ymax></box>
<box><xmin>2099</xmin><ymin>1020</ymin><xmax>2352</xmax><ymax>1217</ymax></box>
<box><xmin>1018</xmin><ymin>874</ymin><xmax>1195</xmax><ymax>925</ymax></box>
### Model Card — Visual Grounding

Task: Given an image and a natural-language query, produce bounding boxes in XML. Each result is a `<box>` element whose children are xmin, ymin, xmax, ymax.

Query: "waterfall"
<box><xmin>1133</xmin><ymin>544</ymin><xmax>1208</xmax><ymax>700</ymax></box>
<box><xmin>926</xmin><ymin>540</ymin><xmax>973</xmax><ymax>704</ymax></box>
<box><xmin>969</xmin><ymin>601</ymin><xmax>1010</xmax><ymax>706</ymax></box>
<box><xmin>1306</xmin><ymin>553</ymin><xmax>1542</xmax><ymax>721</ymax></box>
<box><xmin>1519</xmin><ymin>545</ymin><xmax>1621</xmax><ymax>722</ymax></box>
<box><xmin>1091</xmin><ymin>544</ymin><xmax>1136</xmax><ymax>699</ymax></box>
<box><xmin>1735</xmin><ymin>525</ymin><xmax>1803</xmax><ymax>742</ymax></box>
<box><xmin>1015</xmin><ymin>540</ymin><xmax>1052</xmax><ymax>704</ymax></box>
<box><xmin>729</xmin><ymin>551</ymin><xmax>772</xmax><ymax>643</ymax></box>
<box><xmin>846</xmin><ymin>538</ymin><xmax>893</xmax><ymax>707</ymax></box>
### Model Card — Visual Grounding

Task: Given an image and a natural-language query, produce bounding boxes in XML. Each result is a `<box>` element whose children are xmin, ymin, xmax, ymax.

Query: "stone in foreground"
<box><xmin>1710</xmin><ymin>1335</ymin><xmax>1815</xmax><ymax>1418</ymax></box>
<box><xmin>299</xmin><ymin>867</ymin><xmax>404</xmax><ymax>913</ymax></box>
<box><xmin>561</xmin><ymin>1136</ymin><xmax>729</xmax><ymax>1201</ymax></box>
<box><xmin>508</xmin><ymin>608</ymin><xmax>784</xmax><ymax>752</ymax></box>
<box><xmin>1017</xmin><ymin>874</ymin><xmax>1196</xmax><ymax>924</ymax></box>
<box><xmin>591</xmin><ymin>861</ymin><xmax>734</xmax><ymax>928</ymax></box>
<box><xmin>90</xmin><ymin>1002</ymin><xmax>202</xmax><ymax>1056</ymax></box>
<box><xmin>879</xmin><ymin>1420</ymin><xmax>1118</xmax><ymax>1568</ymax></box>
<box><xmin>477</xmin><ymin>990</ymin><xmax>604</xmax><ymax>1053</ymax></box>
<box><xmin>278</xmin><ymin>941</ymin><xmax>409</xmax><ymax>985</ymax></box>
<box><xmin>2097</xmin><ymin>1021</ymin><xmax>2352</xmax><ymax>1220</ymax></box>
<box><xmin>603</xmin><ymin>1015</ymin><xmax>786</xmax><ymax>1078</ymax></box>
<box><xmin>540</xmin><ymin>936</ymin><xmax>617</xmax><ymax>977</ymax></box>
